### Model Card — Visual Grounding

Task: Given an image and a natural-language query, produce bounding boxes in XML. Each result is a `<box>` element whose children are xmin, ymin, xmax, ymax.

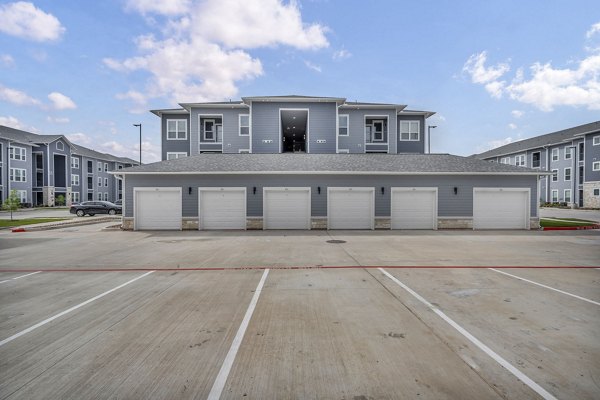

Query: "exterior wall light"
<box><xmin>318</xmin><ymin>186</ymin><xmax>321</xmax><ymax>194</ymax></box>
<box><xmin>381</xmin><ymin>187</ymin><xmax>385</xmax><ymax>195</ymax></box>
<box><xmin>253</xmin><ymin>186</ymin><xmax>257</xmax><ymax>195</ymax></box>
<box><xmin>188</xmin><ymin>187</ymin><xmax>192</xmax><ymax>195</ymax></box>
<box><xmin>453</xmin><ymin>187</ymin><xmax>458</xmax><ymax>195</ymax></box>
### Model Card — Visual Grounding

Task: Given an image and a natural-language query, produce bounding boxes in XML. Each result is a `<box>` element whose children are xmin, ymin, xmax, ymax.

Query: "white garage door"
<box><xmin>134</xmin><ymin>188</ymin><xmax>182</xmax><ymax>230</ymax></box>
<box><xmin>328</xmin><ymin>187</ymin><xmax>374</xmax><ymax>230</ymax></box>
<box><xmin>473</xmin><ymin>188</ymin><xmax>530</xmax><ymax>230</ymax></box>
<box><xmin>391</xmin><ymin>188</ymin><xmax>438</xmax><ymax>230</ymax></box>
<box><xmin>263</xmin><ymin>187</ymin><xmax>311</xmax><ymax>229</ymax></box>
<box><xmin>199</xmin><ymin>188</ymin><xmax>246</xmax><ymax>230</ymax></box>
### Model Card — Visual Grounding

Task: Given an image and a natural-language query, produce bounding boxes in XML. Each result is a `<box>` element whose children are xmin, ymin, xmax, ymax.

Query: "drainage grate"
<box><xmin>326</xmin><ymin>239</ymin><xmax>346</xmax><ymax>244</ymax></box>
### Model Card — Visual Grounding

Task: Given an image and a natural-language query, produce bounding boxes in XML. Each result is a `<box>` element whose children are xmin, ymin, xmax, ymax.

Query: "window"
<box><xmin>71</xmin><ymin>157</ymin><xmax>79</xmax><ymax>169</ymax></box>
<box><xmin>166</xmin><ymin>152</ymin><xmax>187</xmax><ymax>160</ymax></box>
<box><xmin>16</xmin><ymin>190</ymin><xmax>27</xmax><ymax>203</ymax></box>
<box><xmin>515</xmin><ymin>154</ymin><xmax>526</xmax><ymax>167</ymax></box>
<box><xmin>56</xmin><ymin>141</ymin><xmax>64</xmax><ymax>151</ymax></box>
<box><xmin>88</xmin><ymin>160</ymin><xmax>93</xmax><ymax>173</ymax></box>
<box><xmin>500</xmin><ymin>157</ymin><xmax>510</xmax><ymax>165</ymax></box>
<box><xmin>10</xmin><ymin>168</ymin><xmax>27</xmax><ymax>182</ymax></box>
<box><xmin>104</xmin><ymin>163</ymin><xmax>108</xmax><ymax>172</ymax></box>
<box><xmin>204</xmin><ymin>119</ymin><xmax>215</xmax><ymax>141</ymax></box>
<box><xmin>532</xmin><ymin>152</ymin><xmax>541</xmax><ymax>168</ymax></box>
<box><xmin>97</xmin><ymin>192</ymin><xmax>102</xmax><ymax>200</ymax></box>
<box><xmin>579</xmin><ymin>143</ymin><xmax>584</xmax><ymax>161</ymax></box>
<box><xmin>400</xmin><ymin>121</ymin><xmax>419</xmax><ymax>141</ymax></box>
<box><xmin>9</xmin><ymin>146</ymin><xmax>26</xmax><ymax>161</ymax></box>
<box><xmin>593</xmin><ymin>161</ymin><xmax>600</xmax><ymax>171</ymax></box>
<box><xmin>593</xmin><ymin>136</ymin><xmax>600</xmax><ymax>145</ymax></box>
<box><xmin>551</xmin><ymin>148</ymin><xmax>559</xmax><ymax>161</ymax></box>
<box><xmin>239</xmin><ymin>115</ymin><xmax>249</xmax><ymax>136</ymax></box>
<box><xmin>564</xmin><ymin>167</ymin><xmax>571</xmax><ymax>181</ymax></box>
<box><xmin>73</xmin><ymin>192</ymin><xmax>80</xmax><ymax>203</ymax></box>
<box><xmin>564</xmin><ymin>189</ymin><xmax>572</xmax><ymax>203</ymax></box>
<box><xmin>551</xmin><ymin>190</ymin><xmax>558</xmax><ymax>202</ymax></box>
<box><xmin>71</xmin><ymin>174</ymin><xmax>80</xmax><ymax>186</ymax></box>
<box><xmin>594</xmin><ymin>188</ymin><xmax>600</xmax><ymax>196</ymax></box>
<box><xmin>97</xmin><ymin>161</ymin><xmax>102</xmax><ymax>172</ymax></box>
<box><xmin>372</xmin><ymin>120</ymin><xmax>384</xmax><ymax>141</ymax></box>
<box><xmin>104</xmin><ymin>193</ymin><xmax>109</xmax><ymax>201</ymax></box>
<box><xmin>338</xmin><ymin>115</ymin><xmax>349</xmax><ymax>136</ymax></box>
<box><xmin>552</xmin><ymin>169</ymin><xmax>558</xmax><ymax>182</ymax></box>
<box><xmin>564</xmin><ymin>147</ymin><xmax>573</xmax><ymax>160</ymax></box>
<box><xmin>104</xmin><ymin>178</ymin><xmax>108</xmax><ymax>187</ymax></box>
<box><xmin>98</xmin><ymin>177</ymin><xmax>102</xmax><ymax>187</ymax></box>
<box><xmin>167</xmin><ymin>119</ymin><xmax>187</xmax><ymax>140</ymax></box>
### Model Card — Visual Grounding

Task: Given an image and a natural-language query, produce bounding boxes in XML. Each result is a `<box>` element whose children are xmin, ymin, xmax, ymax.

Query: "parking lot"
<box><xmin>1</xmin><ymin>224</ymin><xmax>599</xmax><ymax>399</ymax></box>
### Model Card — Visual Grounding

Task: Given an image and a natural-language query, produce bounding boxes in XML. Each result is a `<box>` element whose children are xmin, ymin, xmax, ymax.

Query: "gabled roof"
<box><xmin>114</xmin><ymin>153</ymin><xmax>544</xmax><ymax>176</ymax></box>
<box><xmin>474</xmin><ymin>121</ymin><xmax>600</xmax><ymax>159</ymax></box>
<box><xmin>0</xmin><ymin>125</ymin><xmax>72</xmax><ymax>146</ymax></box>
<box><xmin>71</xmin><ymin>144</ymin><xmax>138</xmax><ymax>164</ymax></box>
<box><xmin>242</xmin><ymin>95</ymin><xmax>346</xmax><ymax>103</ymax></box>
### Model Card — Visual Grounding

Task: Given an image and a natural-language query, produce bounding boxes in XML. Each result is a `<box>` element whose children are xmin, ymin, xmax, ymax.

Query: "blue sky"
<box><xmin>1</xmin><ymin>0</ymin><xmax>599</xmax><ymax>162</ymax></box>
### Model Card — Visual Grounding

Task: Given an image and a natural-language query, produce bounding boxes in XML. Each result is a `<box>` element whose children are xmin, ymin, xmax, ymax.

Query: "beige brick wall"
<box><xmin>122</xmin><ymin>217</ymin><xmax>134</xmax><ymax>230</ymax></box>
<box><xmin>583</xmin><ymin>182</ymin><xmax>600</xmax><ymax>208</ymax></box>
<box><xmin>437</xmin><ymin>218</ymin><xmax>473</xmax><ymax>229</ymax></box>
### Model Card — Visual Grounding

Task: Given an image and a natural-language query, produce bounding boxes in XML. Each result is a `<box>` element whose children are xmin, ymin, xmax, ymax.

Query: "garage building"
<box><xmin>114</xmin><ymin>153</ymin><xmax>543</xmax><ymax>231</ymax></box>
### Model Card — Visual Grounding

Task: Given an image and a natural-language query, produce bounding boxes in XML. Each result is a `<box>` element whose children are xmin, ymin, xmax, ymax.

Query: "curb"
<box><xmin>542</xmin><ymin>224</ymin><xmax>600</xmax><ymax>231</ymax></box>
<box><xmin>10</xmin><ymin>217</ymin><xmax>120</xmax><ymax>233</ymax></box>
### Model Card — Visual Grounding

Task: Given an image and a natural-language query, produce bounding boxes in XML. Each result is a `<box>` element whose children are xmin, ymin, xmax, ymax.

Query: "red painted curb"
<box><xmin>11</xmin><ymin>228</ymin><xmax>27</xmax><ymax>233</ymax></box>
<box><xmin>542</xmin><ymin>224</ymin><xmax>600</xmax><ymax>231</ymax></box>
<box><xmin>0</xmin><ymin>265</ymin><xmax>598</xmax><ymax>273</ymax></box>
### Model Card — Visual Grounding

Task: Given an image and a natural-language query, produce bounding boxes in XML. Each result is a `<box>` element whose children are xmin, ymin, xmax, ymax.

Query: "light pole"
<box><xmin>427</xmin><ymin>125</ymin><xmax>437</xmax><ymax>154</ymax></box>
<box><xmin>133</xmin><ymin>124</ymin><xmax>142</xmax><ymax>164</ymax></box>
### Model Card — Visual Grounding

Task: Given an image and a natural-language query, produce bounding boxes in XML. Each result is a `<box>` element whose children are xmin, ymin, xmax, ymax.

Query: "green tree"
<box><xmin>56</xmin><ymin>194</ymin><xmax>65</xmax><ymax>206</ymax></box>
<box><xmin>2</xmin><ymin>189</ymin><xmax>21</xmax><ymax>220</ymax></box>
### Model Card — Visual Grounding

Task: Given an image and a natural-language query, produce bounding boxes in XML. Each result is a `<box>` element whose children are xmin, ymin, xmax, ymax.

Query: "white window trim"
<box><xmin>551</xmin><ymin>169</ymin><xmax>558</xmax><ymax>182</ymax></box>
<box><xmin>551</xmin><ymin>148</ymin><xmax>559</xmax><ymax>161</ymax></box>
<box><xmin>551</xmin><ymin>190</ymin><xmax>558</xmax><ymax>202</ymax></box>
<box><xmin>56</xmin><ymin>140</ymin><xmax>64</xmax><ymax>151</ymax></box>
<box><xmin>166</xmin><ymin>119</ymin><xmax>188</xmax><ymax>140</ymax></box>
<box><xmin>593</xmin><ymin>135</ymin><xmax>600</xmax><ymax>146</ymax></box>
<box><xmin>371</xmin><ymin>120</ymin><xmax>385</xmax><ymax>142</ymax></box>
<box><xmin>531</xmin><ymin>151</ymin><xmax>541</xmax><ymax>168</ymax></box>
<box><xmin>593</xmin><ymin>161</ymin><xmax>600</xmax><ymax>171</ymax></box>
<box><xmin>593</xmin><ymin>188</ymin><xmax>600</xmax><ymax>196</ymax></box>
<box><xmin>500</xmin><ymin>157</ymin><xmax>510</xmax><ymax>165</ymax></box>
<box><xmin>104</xmin><ymin>177</ymin><xmax>109</xmax><ymax>187</ymax></box>
<box><xmin>238</xmin><ymin>114</ymin><xmax>250</xmax><ymax>136</ymax></box>
<box><xmin>564</xmin><ymin>167</ymin><xmax>571</xmax><ymax>181</ymax></box>
<box><xmin>399</xmin><ymin>120</ymin><xmax>420</xmax><ymax>142</ymax></box>
<box><xmin>97</xmin><ymin>192</ymin><xmax>102</xmax><ymax>201</ymax></box>
<box><xmin>9</xmin><ymin>146</ymin><xmax>26</xmax><ymax>161</ymax></box>
<box><xmin>338</xmin><ymin>114</ymin><xmax>349</xmax><ymax>136</ymax></box>
<box><xmin>72</xmin><ymin>192</ymin><xmax>80</xmax><ymax>203</ymax></box>
<box><xmin>10</xmin><ymin>168</ymin><xmax>27</xmax><ymax>182</ymax></box>
<box><xmin>515</xmin><ymin>154</ymin><xmax>526</xmax><ymax>167</ymax></box>
<box><xmin>104</xmin><ymin>163</ymin><xmax>108</xmax><ymax>172</ymax></box>
<box><xmin>278</xmin><ymin>108</ymin><xmax>310</xmax><ymax>153</ymax></box>
<box><xmin>564</xmin><ymin>146</ymin><xmax>572</xmax><ymax>160</ymax></box>
<box><xmin>203</xmin><ymin>119</ymin><xmax>216</xmax><ymax>141</ymax></box>
<box><xmin>16</xmin><ymin>190</ymin><xmax>27</xmax><ymax>203</ymax></box>
<box><xmin>104</xmin><ymin>192</ymin><xmax>109</xmax><ymax>201</ymax></box>
<box><xmin>564</xmin><ymin>189</ymin><xmax>572</xmax><ymax>203</ymax></box>
<box><xmin>166</xmin><ymin>152</ymin><xmax>188</xmax><ymax>160</ymax></box>
<box><xmin>71</xmin><ymin>156</ymin><xmax>79</xmax><ymax>169</ymax></box>
<box><xmin>98</xmin><ymin>177</ymin><xmax>102</xmax><ymax>187</ymax></box>
<box><xmin>97</xmin><ymin>161</ymin><xmax>102</xmax><ymax>172</ymax></box>
<box><xmin>71</xmin><ymin>174</ymin><xmax>80</xmax><ymax>186</ymax></box>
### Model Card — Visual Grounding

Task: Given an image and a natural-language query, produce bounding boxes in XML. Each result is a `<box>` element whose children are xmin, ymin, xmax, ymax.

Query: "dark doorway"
<box><xmin>579</xmin><ymin>189</ymin><xmax>583</xmax><ymax>207</ymax></box>
<box><xmin>281</xmin><ymin>110</ymin><xmax>308</xmax><ymax>153</ymax></box>
<box><xmin>53</xmin><ymin>154</ymin><xmax>67</xmax><ymax>187</ymax></box>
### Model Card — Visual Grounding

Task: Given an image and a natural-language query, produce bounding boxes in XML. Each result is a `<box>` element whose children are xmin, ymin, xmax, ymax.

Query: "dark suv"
<box><xmin>70</xmin><ymin>201</ymin><xmax>122</xmax><ymax>217</ymax></box>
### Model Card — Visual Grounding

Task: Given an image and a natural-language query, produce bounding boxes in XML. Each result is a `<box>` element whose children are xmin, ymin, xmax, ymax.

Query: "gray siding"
<box><xmin>190</xmin><ymin>107</ymin><xmax>250</xmax><ymax>155</ymax></box>
<box><xmin>125</xmin><ymin>174</ymin><xmax>537</xmax><ymax>218</ymax></box>
<box><xmin>3</xmin><ymin>142</ymin><xmax>33</xmax><ymax>204</ymax></box>
<box><xmin>397</xmin><ymin>115</ymin><xmax>425</xmax><ymax>153</ymax></box>
<box><xmin>251</xmin><ymin>102</ymin><xmax>337</xmax><ymax>153</ymax></box>
<box><xmin>161</xmin><ymin>113</ymin><xmax>191</xmax><ymax>160</ymax></box>
<box><xmin>338</xmin><ymin>109</ymin><xmax>397</xmax><ymax>154</ymax></box>
<box><xmin>584</xmin><ymin>133</ymin><xmax>600</xmax><ymax>182</ymax></box>
<box><xmin>547</xmin><ymin>143</ymin><xmax>577</xmax><ymax>202</ymax></box>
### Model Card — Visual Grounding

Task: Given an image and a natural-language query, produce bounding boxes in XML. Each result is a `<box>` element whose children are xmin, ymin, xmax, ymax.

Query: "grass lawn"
<box><xmin>0</xmin><ymin>218</ymin><xmax>69</xmax><ymax>228</ymax></box>
<box><xmin>540</xmin><ymin>218</ymin><xmax>597</xmax><ymax>228</ymax></box>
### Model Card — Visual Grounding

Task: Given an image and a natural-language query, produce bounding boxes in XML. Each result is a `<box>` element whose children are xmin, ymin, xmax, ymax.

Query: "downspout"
<box><xmin>7</xmin><ymin>141</ymin><xmax>10</xmax><ymax>196</ymax></box>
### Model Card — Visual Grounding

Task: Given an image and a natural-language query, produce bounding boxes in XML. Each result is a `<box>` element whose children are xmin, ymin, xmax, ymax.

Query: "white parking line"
<box><xmin>0</xmin><ymin>271</ymin><xmax>42</xmax><ymax>284</ymax></box>
<box><xmin>378</xmin><ymin>268</ymin><xmax>557</xmax><ymax>400</ymax></box>
<box><xmin>207</xmin><ymin>268</ymin><xmax>270</xmax><ymax>400</ymax></box>
<box><xmin>0</xmin><ymin>271</ymin><xmax>154</xmax><ymax>347</ymax></box>
<box><xmin>489</xmin><ymin>268</ymin><xmax>600</xmax><ymax>306</ymax></box>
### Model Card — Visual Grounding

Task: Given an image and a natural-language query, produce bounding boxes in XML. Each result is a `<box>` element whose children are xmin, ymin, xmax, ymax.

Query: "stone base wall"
<box><xmin>583</xmin><ymin>182</ymin><xmax>600</xmax><ymax>208</ymax></box>
<box><xmin>122</xmin><ymin>217</ymin><xmax>134</xmax><ymax>230</ymax></box>
<box><xmin>182</xmin><ymin>218</ymin><xmax>198</xmax><ymax>230</ymax></box>
<box><xmin>311</xmin><ymin>218</ymin><xmax>327</xmax><ymax>229</ymax></box>
<box><xmin>43</xmin><ymin>186</ymin><xmax>55</xmax><ymax>207</ymax></box>
<box><xmin>529</xmin><ymin>218</ymin><xmax>540</xmax><ymax>230</ymax></box>
<box><xmin>247</xmin><ymin>218</ymin><xmax>263</xmax><ymax>230</ymax></box>
<box><xmin>375</xmin><ymin>218</ymin><xmax>391</xmax><ymax>230</ymax></box>
<box><xmin>437</xmin><ymin>218</ymin><xmax>473</xmax><ymax>229</ymax></box>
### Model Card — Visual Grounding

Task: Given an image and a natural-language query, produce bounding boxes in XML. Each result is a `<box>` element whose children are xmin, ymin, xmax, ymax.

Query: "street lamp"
<box><xmin>133</xmin><ymin>124</ymin><xmax>142</xmax><ymax>164</ymax></box>
<box><xmin>428</xmin><ymin>125</ymin><xmax>437</xmax><ymax>154</ymax></box>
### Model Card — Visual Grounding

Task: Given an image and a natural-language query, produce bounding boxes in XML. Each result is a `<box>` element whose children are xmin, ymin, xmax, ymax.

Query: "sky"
<box><xmin>0</xmin><ymin>0</ymin><xmax>599</xmax><ymax>163</ymax></box>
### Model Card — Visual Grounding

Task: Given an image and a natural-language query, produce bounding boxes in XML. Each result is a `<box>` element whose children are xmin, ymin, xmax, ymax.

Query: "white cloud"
<box><xmin>29</xmin><ymin>49</ymin><xmax>48</xmax><ymax>62</ymax></box>
<box><xmin>476</xmin><ymin>136</ymin><xmax>514</xmax><ymax>153</ymax></box>
<box><xmin>0</xmin><ymin>84</ymin><xmax>41</xmax><ymax>106</ymax></box>
<box><xmin>463</xmin><ymin>51</ymin><xmax>510</xmax><ymax>84</ymax></box>
<box><xmin>333</xmin><ymin>49</ymin><xmax>351</xmax><ymax>60</ymax></box>
<box><xmin>0</xmin><ymin>115</ymin><xmax>36</xmax><ymax>131</ymax></box>
<box><xmin>48</xmin><ymin>92</ymin><xmax>76</xmax><ymax>110</ymax></box>
<box><xmin>47</xmin><ymin>116</ymin><xmax>70</xmax><ymax>124</ymax></box>
<box><xmin>66</xmin><ymin>132</ymin><xmax>92</xmax><ymax>145</ymax></box>
<box><xmin>511</xmin><ymin>110</ymin><xmax>523</xmax><ymax>118</ymax></box>
<box><xmin>125</xmin><ymin>0</ymin><xmax>191</xmax><ymax>16</ymax></box>
<box><xmin>304</xmin><ymin>60</ymin><xmax>322</xmax><ymax>73</ymax></box>
<box><xmin>586</xmin><ymin>22</ymin><xmax>600</xmax><ymax>38</ymax></box>
<box><xmin>101</xmin><ymin>140</ymin><xmax>160</xmax><ymax>163</ymax></box>
<box><xmin>106</xmin><ymin>0</ymin><xmax>329</xmax><ymax>105</ymax></box>
<box><xmin>0</xmin><ymin>1</ymin><xmax>65</xmax><ymax>42</ymax></box>
<box><xmin>1</xmin><ymin>54</ymin><xmax>15</xmax><ymax>67</ymax></box>
<box><xmin>508</xmin><ymin>123</ymin><xmax>517</xmax><ymax>130</ymax></box>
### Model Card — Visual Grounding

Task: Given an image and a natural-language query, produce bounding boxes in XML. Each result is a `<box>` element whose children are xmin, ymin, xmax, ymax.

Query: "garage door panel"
<box><xmin>473</xmin><ymin>189</ymin><xmax>529</xmax><ymax>230</ymax></box>
<box><xmin>135</xmin><ymin>189</ymin><xmax>182</xmax><ymax>230</ymax></box>
<box><xmin>328</xmin><ymin>188</ymin><xmax>374</xmax><ymax>230</ymax></box>
<box><xmin>199</xmin><ymin>189</ymin><xmax>246</xmax><ymax>230</ymax></box>
<box><xmin>264</xmin><ymin>188</ymin><xmax>311</xmax><ymax>230</ymax></box>
<box><xmin>391</xmin><ymin>189</ymin><xmax>437</xmax><ymax>230</ymax></box>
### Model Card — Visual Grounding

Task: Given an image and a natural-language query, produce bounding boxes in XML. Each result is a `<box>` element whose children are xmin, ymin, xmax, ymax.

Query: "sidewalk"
<box><xmin>9</xmin><ymin>216</ymin><xmax>121</xmax><ymax>232</ymax></box>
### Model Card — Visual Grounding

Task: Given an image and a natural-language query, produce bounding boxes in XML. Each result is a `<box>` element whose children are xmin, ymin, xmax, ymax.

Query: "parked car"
<box><xmin>114</xmin><ymin>199</ymin><xmax>122</xmax><ymax>206</ymax></box>
<box><xmin>70</xmin><ymin>201</ymin><xmax>122</xmax><ymax>217</ymax></box>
